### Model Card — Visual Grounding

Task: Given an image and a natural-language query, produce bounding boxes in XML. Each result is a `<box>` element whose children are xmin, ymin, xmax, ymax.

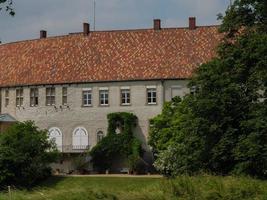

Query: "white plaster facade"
<box><xmin>0</xmin><ymin>79</ymin><xmax>189</xmax><ymax>171</ymax></box>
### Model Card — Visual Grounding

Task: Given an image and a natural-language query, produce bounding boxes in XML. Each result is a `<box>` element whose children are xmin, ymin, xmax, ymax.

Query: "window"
<box><xmin>72</xmin><ymin>127</ymin><xmax>89</xmax><ymax>150</ymax></box>
<box><xmin>121</xmin><ymin>88</ymin><xmax>130</xmax><ymax>105</ymax></box>
<box><xmin>16</xmin><ymin>88</ymin><xmax>23</xmax><ymax>107</ymax></box>
<box><xmin>5</xmin><ymin>89</ymin><xmax>9</xmax><ymax>107</ymax></box>
<box><xmin>171</xmin><ymin>86</ymin><xmax>183</xmax><ymax>99</ymax></box>
<box><xmin>62</xmin><ymin>87</ymin><xmax>67</xmax><ymax>105</ymax></box>
<box><xmin>97</xmin><ymin>131</ymin><xmax>104</xmax><ymax>143</ymax></box>
<box><xmin>147</xmin><ymin>87</ymin><xmax>157</xmax><ymax>104</ymax></box>
<box><xmin>46</xmin><ymin>87</ymin><xmax>55</xmax><ymax>106</ymax></box>
<box><xmin>48</xmin><ymin>127</ymin><xmax>63</xmax><ymax>152</ymax></box>
<box><xmin>30</xmin><ymin>88</ymin><xmax>39</xmax><ymax>107</ymax></box>
<box><xmin>82</xmin><ymin>89</ymin><xmax>92</xmax><ymax>106</ymax></box>
<box><xmin>190</xmin><ymin>86</ymin><xmax>198</xmax><ymax>95</ymax></box>
<box><xmin>99</xmin><ymin>89</ymin><xmax>109</xmax><ymax>106</ymax></box>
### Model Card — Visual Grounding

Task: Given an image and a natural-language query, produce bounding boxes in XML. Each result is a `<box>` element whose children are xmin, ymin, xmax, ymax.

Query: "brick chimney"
<box><xmin>154</xmin><ymin>19</ymin><xmax>161</xmax><ymax>30</ymax></box>
<box><xmin>40</xmin><ymin>30</ymin><xmax>47</xmax><ymax>39</ymax></box>
<box><xmin>83</xmin><ymin>23</ymin><xmax>90</xmax><ymax>36</ymax></box>
<box><xmin>189</xmin><ymin>17</ymin><xmax>196</xmax><ymax>30</ymax></box>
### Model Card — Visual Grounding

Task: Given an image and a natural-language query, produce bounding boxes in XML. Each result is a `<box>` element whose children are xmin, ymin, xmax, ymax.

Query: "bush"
<box><xmin>0</xmin><ymin>121</ymin><xmax>58</xmax><ymax>187</ymax></box>
<box><xmin>90</xmin><ymin>112</ymin><xmax>143</xmax><ymax>172</ymax></box>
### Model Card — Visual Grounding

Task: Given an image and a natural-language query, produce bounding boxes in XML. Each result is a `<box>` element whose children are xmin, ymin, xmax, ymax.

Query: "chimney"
<box><xmin>153</xmin><ymin>19</ymin><xmax>161</xmax><ymax>30</ymax></box>
<box><xmin>83</xmin><ymin>23</ymin><xmax>90</xmax><ymax>36</ymax></box>
<box><xmin>40</xmin><ymin>30</ymin><xmax>47</xmax><ymax>39</ymax></box>
<box><xmin>189</xmin><ymin>17</ymin><xmax>196</xmax><ymax>30</ymax></box>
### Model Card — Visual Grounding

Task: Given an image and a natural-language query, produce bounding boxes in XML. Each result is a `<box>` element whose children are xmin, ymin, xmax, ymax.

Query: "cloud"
<box><xmin>0</xmin><ymin>0</ymin><xmax>229</xmax><ymax>43</ymax></box>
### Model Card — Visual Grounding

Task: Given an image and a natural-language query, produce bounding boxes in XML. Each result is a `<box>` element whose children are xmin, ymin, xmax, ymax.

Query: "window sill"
<box><xmin>82</xmin><ymin>105</ymin><xmax>92</xmax><ymax>107</ymax></box>
<box><xmin>121</xmin><ymin>103</ymin><xmax>131</xmax><ymax>106</ymax></box>
<box><xmin>147</xmin><ymin>103</ymin><xmax>157</xmax><ymax>105</ymax></box>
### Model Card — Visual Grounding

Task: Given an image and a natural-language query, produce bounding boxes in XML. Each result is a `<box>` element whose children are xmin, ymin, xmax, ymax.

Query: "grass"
<box><xmin>1</xmin><ymin>175</ymin><xmax>267</xmax><ymax>200</ymax></box>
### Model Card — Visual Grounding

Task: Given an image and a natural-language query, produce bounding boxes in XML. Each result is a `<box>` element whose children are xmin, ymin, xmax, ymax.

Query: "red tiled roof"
<box><xmin>0</xmin><ymin>26</ymin><xmax>222</xmax><ymax>87</ymax></box>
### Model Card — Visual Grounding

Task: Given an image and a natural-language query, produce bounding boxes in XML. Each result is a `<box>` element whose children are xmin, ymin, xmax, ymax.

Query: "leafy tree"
<box><xmin>0</xmin><ymin>0</ymin><xmax>14</xmax><ymax>16</ymax></box>
<box><xmin>0</xmin><ymin>121</ymin><xmax>58</xmax><ymax>187</ymax></box>
<box><xmin>150</xmin><ymin>0</ymin><xmax>267</xmax><ymax>177</ymax></box>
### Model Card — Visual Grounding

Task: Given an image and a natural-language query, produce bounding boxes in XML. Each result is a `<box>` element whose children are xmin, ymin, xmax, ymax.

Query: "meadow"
<box><xmin>1</xmin><ymin>175</ymin><xmax>267</xmax><ymax>200</ymax></box>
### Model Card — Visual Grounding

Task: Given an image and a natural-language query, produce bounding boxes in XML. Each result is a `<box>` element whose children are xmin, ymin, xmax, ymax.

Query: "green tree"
<box><xmin>150</xmin><ymin>0</ymin><xmax>267</xmax><ymax>177</ymax></box>
<box><xmin>0</xmin><ymin>0</ymin><xmax>14</xmax><ymax>16</ymax></box>
<box><xmin>0</xmin><ymin>121</ymin><xmax>58</xmax><ymax>187</ymax></box>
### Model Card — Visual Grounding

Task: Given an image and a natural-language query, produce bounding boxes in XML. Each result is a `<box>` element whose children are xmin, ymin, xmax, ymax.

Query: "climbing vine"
<box><xmin>90</xmin><ymin>112</ymin><xmax>143</xmax><ymax>172</ymax></box>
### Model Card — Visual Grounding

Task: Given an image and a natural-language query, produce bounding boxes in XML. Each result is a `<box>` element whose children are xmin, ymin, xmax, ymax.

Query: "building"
<box><xmin>0</xmin><ymin>18</ymin><xmax>222</xmax><ymax>173</ymax></box>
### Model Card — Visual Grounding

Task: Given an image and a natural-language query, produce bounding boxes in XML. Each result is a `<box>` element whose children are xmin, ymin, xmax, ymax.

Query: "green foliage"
<box><xmin>90</xmin><ymin>112</ymin><xmax>143</xmax><ymax>172</ymax></box>
<box><xmin>0</xmin><ymin>0</ymin><xmax>14</xmax><ymax>16</ymax></box>
<box><xmin>1</xmin><ymin>176</ymin><xmax>267</xmax><ymax>200</ymax></box>
<box><xmin>150</xmin><ymin>0</ymin><xmax>267</xmax><ymax>177</ymax></box>
<box><xmin>0</xmin><ymin>121</ymin><xmax>58</xmax><ymax>187</ymax></box>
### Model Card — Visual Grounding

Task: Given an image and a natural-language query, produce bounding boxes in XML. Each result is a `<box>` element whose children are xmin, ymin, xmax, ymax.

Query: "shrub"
<box><xmin>0</xmin><ymin>121</ymin><xmax>58</xmax><ymax>187</ymax></box>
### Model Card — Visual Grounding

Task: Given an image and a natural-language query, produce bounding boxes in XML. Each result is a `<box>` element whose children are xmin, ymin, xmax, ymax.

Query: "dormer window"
<box><xmin>16</xmin><ymin>88</ymin><xmax>23</xmax><ymax>107</ymax></box>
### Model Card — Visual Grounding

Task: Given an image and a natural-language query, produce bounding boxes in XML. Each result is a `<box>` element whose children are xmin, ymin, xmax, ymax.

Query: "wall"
<box><xmin>0</xmin><ymin>79</ymin><xmax>189</xmax><ymax>168</ymax></box>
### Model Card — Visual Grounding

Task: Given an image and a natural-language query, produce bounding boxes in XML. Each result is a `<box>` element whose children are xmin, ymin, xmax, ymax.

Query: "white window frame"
<box><xmin>46</xmin><ymin>87</ymin><xmax>56</xmax><ymax>106</ymax></box>
<box><xmin>82</xmin><ymin>88</ymin><xmax>92</xmax><ymax>107</ymax></box>
<box><xmin>30</xmin><ymin>88</ymin><xmax>39</xmax><ymax>107</ymax></box>
<box><xmin>72</xmin><ymin>127</ymin><xmax>89</xmax><ymax>150</ymax></box>
<box><xmin>121</xmin><ymin>87</ymin><xmax>131</xmax><ymax>106</ymax></box>
<box><xmin>99</xmin><ymin>88</ymin><xmax>109</xmax><ymax>106</ymax></box>
<box><xmin>5</xmin><ymin>89</ymin><xmax>9</xmax><ymax>107</ymax></box>
<box><xmin>147</xmin><ymin>86</ymin><xmax>157</xmax><ymax>105</ymax></box>
<box><xmin>48</xmin><ymin>127</ymin><xmax>63</xmax><ymax>152</ymax></box>
<box><xmin>62</xmin><ymin>87</ymin><xmax>68</xmax><ymax>105</ymax></box>
<box><xmin>16</xmin><ymin>88</ymin><xmax>24</xmax><ymax>107</ymax></box>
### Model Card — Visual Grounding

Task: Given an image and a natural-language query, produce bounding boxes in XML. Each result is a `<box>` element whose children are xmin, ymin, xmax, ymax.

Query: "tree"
<box><xmin>0</xmin><ymin>0</ymin><xmax>14</xmax><ymax>16</ymax></box>
<box><xmin>150</xmin><ymin>0</ymin><xmax>267</xmax><ymax>177</ymax></box>
<box><xmin>0</xmin><ymin>121</ymin><xmax>58</xmax><ymax>187</ymax></box>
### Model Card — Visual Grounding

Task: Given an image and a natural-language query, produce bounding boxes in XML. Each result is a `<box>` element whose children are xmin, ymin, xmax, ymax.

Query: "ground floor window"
<box><xmin>48</xmin><ymin>127</ymin><xmax>63</xmax><ymax>151</ymax></box>
<box><xmin>72</xmin><ymin>127</ymin><xmax>89</xmax><ymax>150</ymax></box>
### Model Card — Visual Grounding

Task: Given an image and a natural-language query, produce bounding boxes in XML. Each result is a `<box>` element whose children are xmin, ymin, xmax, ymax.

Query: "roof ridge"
<box><xmin>0</xmin><ymin>24</ymin><xmax>220</xmax><ymax>46</ymax></box>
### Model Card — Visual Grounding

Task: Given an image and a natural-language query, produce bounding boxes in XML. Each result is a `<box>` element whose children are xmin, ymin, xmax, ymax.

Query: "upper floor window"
<box><xmin>46</xmin><ymin>87</ymin><xmax>55</xmax><ymax>106</ymax></box>
<box><xmin>147</xmin><ymin>87</ymin><xmax>157</xmax><ymax>105</ymax></box>
<box><xmin>190</xmin><ymin>86</ymin><xmax>198</xmax><ymax>95</ymax></box>
<box><xmin>16</xmin><ymin>88</ymin><xmax>23</xmax><ymax>107</ymax></box>
<box><xmin>30</xmin><ymin>88</ymin><xmax>39</xmax><ymax>107</ymax></box>
<box><xmin>97</xmin><ymin>131</ymin><xmax>104</xmax><ymax>143</ymax></box>
<box><xmin>99</xmin><ymin>88</ymin><xmax>109</xmax><ymax>106</ymax></box>
<box><xmin>5</xmin><ymin>89</ymin><xmax>9</xmax><ymax>107</ymax></box>
<box><xmin>62</xmin><ymin>87</ymin><xmax>68</xmax><ymax>105</ymax></box>
<box><xmin>121</xmin><ymin>88</ymin><xmax>130</xmax><ymax>105</ymax></box>
<box><xmin>82</xmin><ymin>89</ymin><xmax>92</xmax><ymax>106</ymax></box>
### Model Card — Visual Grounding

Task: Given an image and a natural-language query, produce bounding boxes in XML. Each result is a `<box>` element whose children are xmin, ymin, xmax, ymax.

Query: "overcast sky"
<box><xmin>0</xmin><ymin>0</ymin><xmax>230</xmax><ymax>43</ymax></box>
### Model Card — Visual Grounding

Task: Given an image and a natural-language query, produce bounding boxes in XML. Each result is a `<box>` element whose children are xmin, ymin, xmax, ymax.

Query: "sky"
<box><xmin>0</xmin><ymin>0</ymin><xmax>230</xmax><ymax>43</ymax></box>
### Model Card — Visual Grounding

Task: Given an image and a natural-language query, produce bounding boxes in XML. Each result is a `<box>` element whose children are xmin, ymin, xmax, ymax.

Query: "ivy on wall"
<box><xmin>90</xmin><ymin>112</ymin><xmax>143</xmax><ymax>172</ymax></box>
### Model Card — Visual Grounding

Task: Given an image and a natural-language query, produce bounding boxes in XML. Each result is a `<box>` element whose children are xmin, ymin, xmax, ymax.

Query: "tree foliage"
<box><xmin>0</xmin><ymin>0</ymin><xmax>14</xmax><ymax>16</ymax></box>
<box><xmin>0</xmin><ymin>121</ymin><xmax>58</xmax><ymax>187</ymax></box>
<box><xmin>90</xmin><ymin>112</ymin><xmax>143</xmax><ymax>172</ymax></box>
<box><xmin>150</xmin><ymin>0</ymin><xmax>267</xmax><ymax>177</ymax></box>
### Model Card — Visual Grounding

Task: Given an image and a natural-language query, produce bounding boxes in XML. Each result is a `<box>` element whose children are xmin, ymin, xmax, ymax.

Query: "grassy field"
<box><xmin>1</xmin><ymin>175</ymin><xmax>267</xmax><ymax>200</ymax></box>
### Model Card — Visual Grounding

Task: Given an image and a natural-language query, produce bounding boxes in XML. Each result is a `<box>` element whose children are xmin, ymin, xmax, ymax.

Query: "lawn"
<box><xmin>1</xmin><ymin>175</ymin><xmax>267</xmax><ymax>200</ymax></box>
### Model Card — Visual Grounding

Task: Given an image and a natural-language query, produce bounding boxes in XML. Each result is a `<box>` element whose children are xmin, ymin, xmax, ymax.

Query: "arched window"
<box><xmin>48</xmin><ymin>127</ymin><xmax>63</xmax><ymax>151</ymax></box>
<box><xmin>73</xmin><ymin>127</ymin><xmax>89</xmax><ymax>150</ymax></box>
<box><xmin>97</xmin><ymin>131</ymin><xmax>104</xmax><ymax>143</ymax></box>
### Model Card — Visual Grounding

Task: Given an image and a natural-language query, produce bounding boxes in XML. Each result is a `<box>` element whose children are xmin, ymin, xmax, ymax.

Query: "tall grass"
<box><xmin>0</xmin><ymin>175</ymin><xmax>267</xmax><ymax>200</ymax></box>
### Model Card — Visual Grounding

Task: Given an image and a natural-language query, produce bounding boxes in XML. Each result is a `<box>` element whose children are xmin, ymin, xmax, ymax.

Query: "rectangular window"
<box><xmin>30</xmin><ymin>88</ymin><xmax>39</xmax><ymax>107</ymax></box>
<box><xmin>16</xmin><ymin>88</ymin><xmax>23</xmax><ymax>107</ymax></box>
<box><xmin>83</xmin><ymin>89</ymin><xmax>92</xmax><ymax>106</ymax></box>
<box><xmin>99</xmin><ymin>89</ymin><xmax>109</xmax><ymax>106</ymax></box>
<box><xmin>46</xmin><ymin>87</ymin><xmax>55</xmax><ymax>106</ymax></box>
<box><xmin>121</xmin><ymin>89</ymin><xmax>130</xmax><ymax>105</ymax></box>
<box><xmin>5</xmin><ymin>89</ymin><xmax>9</xmax><ymax>107</ymax></box>
<box><xmin>62</xmin><ymin>87</ymin><xmax>67</xmax><ymax>105</ymax></box>
<box><xmin>147</xmin><ymin>88</ymin><xmax>157</xmax><ymax>105</ymax></box>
